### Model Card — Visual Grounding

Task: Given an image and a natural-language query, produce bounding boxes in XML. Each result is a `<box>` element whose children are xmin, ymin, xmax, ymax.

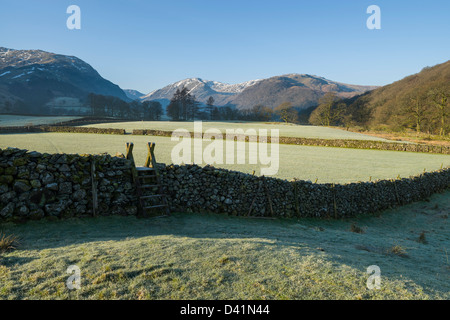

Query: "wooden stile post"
<box><xmin>126</xmin><ymin>142</ymin><xmax>138</xmax><ymax>179</ymax></box>
<box><xmin>144</xmin><ymin>142</ymin><xmax>157</xmax><ymax>168</ymax></box>
<box><xmin>126</xmin><ymin>142</ymin><xmax>135</xmax><ymax>165</ymax></box>
<box><xmin>126</xmin><ymin>142</ymin><xmax>143</xmax><ymax>216</ymax></box>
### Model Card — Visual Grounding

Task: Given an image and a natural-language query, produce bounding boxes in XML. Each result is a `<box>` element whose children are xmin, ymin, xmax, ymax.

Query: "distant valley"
<box><xmin>0</xmin><ymin>47</ymin><xmax>376</xmax><ymax>115</ymax></box>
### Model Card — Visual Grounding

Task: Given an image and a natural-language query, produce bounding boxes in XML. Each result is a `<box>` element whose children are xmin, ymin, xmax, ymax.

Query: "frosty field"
<box><xmin>81</xmin><ymin>121</ymin><xmax>394</xmax><ymax>141</ymax></box>
<box><xmin>0</xmin><ymin>191</ymin><xmax>448</xmax><ymax>300</ymax></box>
<box><xmin>0</xmin><ymin>132</ymin><xmax>448</xmax><ymax>183</ymax></box>
<box><xmin>0</xmin><ymin>115</ymin><xmax>81</xmax><ymax>127</ymax></box>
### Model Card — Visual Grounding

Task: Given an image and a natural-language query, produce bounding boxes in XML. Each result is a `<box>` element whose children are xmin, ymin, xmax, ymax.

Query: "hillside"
<box><xmin>230</xmin><ymin>74</ymin><xmax>376</xmax><ymax>110</ymax></box>
<box><xmin>0</xmin><ymin>47</ymin><xmax>129</xmax><ymax>114</ymax></box>
<box><xmin>141</xmin><ymin>75</ymin><xmax>375</xmax><ymax>111</ymax></box>
<box><xmin>344</xmin><ymin>60</ymin><xmax>450</xmax><ymax>134</ymax></box>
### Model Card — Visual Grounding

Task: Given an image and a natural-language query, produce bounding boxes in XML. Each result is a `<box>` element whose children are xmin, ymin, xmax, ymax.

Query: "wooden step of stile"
<box><xmin>141</xmin><ymin>194</ymin><xmax>165</xmax><ymax>200</ymax></box>
<box><xmin>144</xmin><ymin>204</ymin><xmax>168</xmax><ymax>210</ymax></box>
<box><xmin>134</xmin><ymin>165</ymin><xmax>170</xmax><ymax>217</ymax></box>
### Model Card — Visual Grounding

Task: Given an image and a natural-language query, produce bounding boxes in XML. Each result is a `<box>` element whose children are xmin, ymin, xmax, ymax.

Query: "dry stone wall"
<box><xmin>133</xmin><ymin>129</ymin><xmax>450</xmax><ymax>155</ymax></box>
<box><xmin>1</xmin><ymin>147</ymin><xmax>449</xmax><ymax>221</ymax></box>
<box><xmin>0</xmin><ymin>126</ymin><xmax>125</xmax><ymax>135</ymax></box>
<box><xmin>158</xmin><ymin>164</ymin><xmax>450</xmax><ymax>218</ymax></box>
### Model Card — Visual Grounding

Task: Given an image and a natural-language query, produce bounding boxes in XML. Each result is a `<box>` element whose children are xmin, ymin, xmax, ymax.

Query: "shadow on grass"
<box><xmin>0</xmin><ymin>256</ymin><xmax>36</xmax><ymax>267</ymax></box>
<box><xmin>1</xmin><ymin>191</ymin><xmax>448</xmax><ymax>251</ymax></box>
<box><xmin>1</xmin><ymin>191</ymin><xmax>449</xmax><ymax>295</ymax></box>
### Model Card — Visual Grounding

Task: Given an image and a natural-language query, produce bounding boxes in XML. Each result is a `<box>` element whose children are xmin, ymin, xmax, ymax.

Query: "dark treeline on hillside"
<box><xmin>88</xmin><ymin>93</ymin><xmax>163</xmax><ymax>120</ymax></box>
<box><xmin>307</xmin><ymin>88</ymin><xmax>449</xmax><ymax>137</ymax></box>
<box><xmin>88</xmin><ymin>90</ymin><xmax>281</xmax><ymax>122</ymax></box>
<box><xmin>325</xmin><ymin>88</ymin><xmax>450</xmax><ymax>136</ymax></box>
<box><xmin>86</xmin><ymin>89</ymin><xmax>367</xmax><ymax>126</ymax></box>
<box><xmin>330</xmin><ymin>62</ymin><xmax>450</xmax><ymax>136</ymax></box>
<box><xmin>88</xmin><ymin>91</ymin><xmax>281</xmax><ymax>122</ymax></box>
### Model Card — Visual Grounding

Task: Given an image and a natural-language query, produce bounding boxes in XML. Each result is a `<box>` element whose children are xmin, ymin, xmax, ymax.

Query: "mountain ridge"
<box><xmin>140</xmin><ymin>74</ymin><xmax>377</xmax><ymax>110</ymax></box>
<box><xmin>141</xmin><ymin>77</ymin><xmax>263</xmax><ymax>107</ymax></box>
<box><xmin>124</xmin><ymin>89</ymin><xmax>145</xmax><ymax>100</ymax></box>
<box><xmin>0</xmin><ymin>46</ymin><xmax>378</xmax><ymax>115</ymax></box>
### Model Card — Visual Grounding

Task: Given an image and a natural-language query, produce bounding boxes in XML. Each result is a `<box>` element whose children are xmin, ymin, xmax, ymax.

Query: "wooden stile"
<box><xmin>127</xmin><ymin>142</ymin><xmax>170</xmax><ymax>217</ymax></box>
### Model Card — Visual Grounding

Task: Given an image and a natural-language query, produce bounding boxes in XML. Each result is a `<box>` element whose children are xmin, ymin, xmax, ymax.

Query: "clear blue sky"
<box><xmin>1</xmin><ymin>0</ymin><xmax>449</xmax><ymax>93</ymax></box>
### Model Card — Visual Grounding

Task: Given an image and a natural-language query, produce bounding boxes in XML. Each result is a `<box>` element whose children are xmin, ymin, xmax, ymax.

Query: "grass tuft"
<box><xmin>350</xmin><ymin>223</ymin><xmax>365</xmax><ymax>234</ymax></box>
<box><xmin>387</xmin><ymin>245</ymin><xmax>409</xmax><ymax>258</ymax></box>
<box><xmin>0</xmin><ymin>232</ymin><xmax>20</xmax><ymax>253</ymax></box>
<box><xmin>417</xmin><ymin>232</ymin><xmax>428</xmax><ymax>244</ymax></box>
<box><xmin>218</xmin><ymin>256</ymin><xmax>231</xmax><ymax>265</ymax></box>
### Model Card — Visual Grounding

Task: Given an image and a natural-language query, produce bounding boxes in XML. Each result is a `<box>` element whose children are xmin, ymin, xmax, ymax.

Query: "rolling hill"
<box><xmin>342</xmin><ymin>60</ymin><xmax>450</xmax><ymax>134</ymax></box>
<box><xmin>0</xmin><ymin>47</ymin><xmax>129</xmax><ymax>114</ymax></box>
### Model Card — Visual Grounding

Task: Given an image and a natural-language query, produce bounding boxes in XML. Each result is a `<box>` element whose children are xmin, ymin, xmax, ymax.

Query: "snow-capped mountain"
<box><xmin>0</xmin><ymin>47</ymin><xmax>128</xmax><ymax>114</ymax></box>
<box><xmin>141</xmin><ymin>78</ymin><xmax>262</xmax><ymax>107</ymax></box>
<box><xmin>141</xmin><ymin>75</ymin><xmax>376</xmax><ymax>110</ymax></box>
<box><xmin>229</xmin><ymin>74</ymin><xmax>378</xmax><ymax>110</ymax></box>
<box><xmin>0</xmin><ymin>47</ymin><xmax>86</xmax><ymax>71</ymax></box>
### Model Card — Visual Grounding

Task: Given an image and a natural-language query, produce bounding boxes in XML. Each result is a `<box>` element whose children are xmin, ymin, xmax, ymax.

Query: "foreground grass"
<box><xmin>1</xmin><ymin>132</ymin><xmax>449</xmax><ymax>183</ymax></box>
<box><xmin>0</xmin><ymin>192</ymin><xmax>448</xmax><ymax>300</ymax></box>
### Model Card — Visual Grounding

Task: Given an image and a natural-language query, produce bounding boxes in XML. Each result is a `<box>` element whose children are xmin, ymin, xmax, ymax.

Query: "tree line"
<box><xmin>88</xmin><ymin>88</ymin><xmax>312</xmax><ymax>123</ymax></box>
<box><xmin>165</xmin><ymin>87</ymin><xmax>284</xmax><ymax>122</ymax></box>
<box><xmin>308</xmin><ymin>87</ymin><xmax>449</xmax><ymax>136</ymax></box>
<box><xmin>393</xmin><ymin>86</ymin><xmax>449</xmax><ymax>136</ymax></box>
<box><xmin>88</xmin><ymin>93</ymin><xmax>163</xmax><ymax>120</ymax></box>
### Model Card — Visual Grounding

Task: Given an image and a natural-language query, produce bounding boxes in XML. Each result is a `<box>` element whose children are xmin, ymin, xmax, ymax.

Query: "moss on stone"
<box><xmin>0</xmin><ymin>175</ymin><xmax>14</xmax><ymax>185</ymax></box>
<box><xmin>13</xmin><ymin>157</ymin><xmax>29</xmax><ymax>166</ymax></box>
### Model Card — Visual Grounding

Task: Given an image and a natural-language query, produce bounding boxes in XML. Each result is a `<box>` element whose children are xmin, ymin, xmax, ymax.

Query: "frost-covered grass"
<box><xmin>0</xmin><ymin>191</ymin><xmax>448</xmax><ymax>300</ymax></box>
<box><xmin>81</xmin><ymin>121</ymin><xmax>393</xmax><ymax>141</ymax></box>
<box><xmin>0</xmin><ymin>115</ymin><xmax>80</xmax><ymax>127</ymax></box>
<box><xmin>1</xmin><ymin>132</ymin><xmax>449</xmax><ymax>183</ymax></box>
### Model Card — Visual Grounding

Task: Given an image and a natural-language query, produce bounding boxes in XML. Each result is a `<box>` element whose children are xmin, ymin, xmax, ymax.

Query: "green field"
<box><xmin>81</xmin><ymin>121</ymin><xmax>394</xmax><ymax>141</ymax></box>
<box><xmin>1</xmin><ymin>132</ymin><xmax>448</xmax><ymax>183</ymax></box>
<box><xmin>1</xmin><ymin>120</ymin><xmax>449</xmax><ymax>300</ymax></box>
<box><xmin>0</xmin><ymin>115</ymin><xmax>81</xmax><ymax>127</ymax></box>
<box><xmin>1</xmin><ymin>191</ymin><xmax>448</xmax><ymax>300</ymax></box>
